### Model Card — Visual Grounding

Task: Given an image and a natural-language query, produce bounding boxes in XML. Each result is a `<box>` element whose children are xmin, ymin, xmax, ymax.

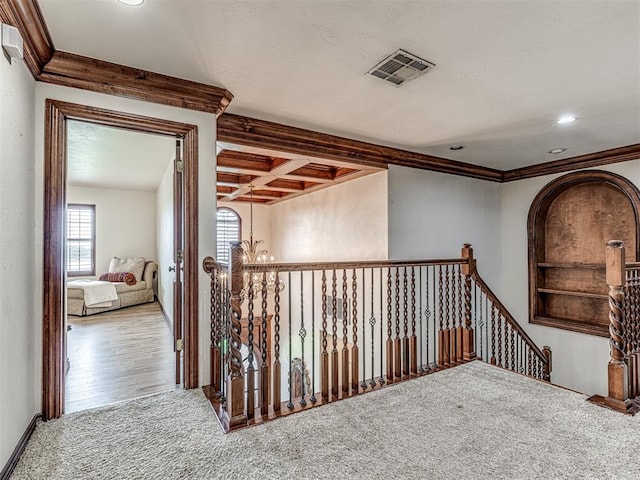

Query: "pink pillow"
<box><xmin>99</xmin><ymin>272</ymin><xmax>136</xmax><ymax>286</ymax></box>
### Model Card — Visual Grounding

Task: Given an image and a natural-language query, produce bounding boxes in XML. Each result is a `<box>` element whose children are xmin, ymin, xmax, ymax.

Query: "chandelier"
<box><xmin>241</xmin><ymin>187</ymin><xmax>284</xmax><ymax>296</ymax></box>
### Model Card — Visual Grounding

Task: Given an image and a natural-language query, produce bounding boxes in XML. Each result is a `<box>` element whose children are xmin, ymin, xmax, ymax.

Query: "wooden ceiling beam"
<box><xmin>39</xmin><ymin>51</ymin><xmax>233</xmax><ymax>116</ymax></box>
<box><xmin>217</xmin><ymin>150</ymin><xmax>274</xmax><ymax>173</ymax></box>
<box><xmin>218</xmin><ymin>113</ymin><xmax>503</xmax><ymax>181</ymax></box>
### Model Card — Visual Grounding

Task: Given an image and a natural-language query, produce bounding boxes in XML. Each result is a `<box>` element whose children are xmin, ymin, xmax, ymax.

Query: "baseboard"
<box><xmin>157</xmin><ymin>299</ymin><xmax>173</xmax><ymax>331</ymax></box>
<box><xmin>1</xmin><ymin>413</ymin><xmax>41</xmax><ymax>480</ymax></box>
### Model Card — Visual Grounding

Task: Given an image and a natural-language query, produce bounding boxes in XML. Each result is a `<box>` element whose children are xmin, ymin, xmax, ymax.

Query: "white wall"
<box><xmin>270</xmin><ymin>171</ymin><xmax>388</xmax><ymax>262</ymax></box>
<box><xmin>387</xmin><ymin>165</ymin><xmax>502</xmax><ymax>287</ymax></box>
<box><xmin>500</xmin><ymin>161</ymin><xmax>640</xmax><ymax>396</ymax></box>
<box><xmin>0</xmin><ymin>56</ymin><xmax>36</xmax><ymax>468</ymax></box>
<box><xmin>156</xmin><ymin>161</ymin><xmax>174</xmax><ymax>322</ymax></box>
<box><xmin>67</xmin><ymin>186</ymin><xmax>158</xmax><ymax>277</ymax></box>
<box><xmin>34</xmin><ymin>83</ymin><xmax>217</xmax><ymax>392</ymax></box>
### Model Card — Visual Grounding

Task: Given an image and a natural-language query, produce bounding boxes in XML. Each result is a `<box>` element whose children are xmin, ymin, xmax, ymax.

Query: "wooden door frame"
<box><xmin>43</xmin><ymin>99</ymin><xmax>200</xmax><ymax>419</ymax></box>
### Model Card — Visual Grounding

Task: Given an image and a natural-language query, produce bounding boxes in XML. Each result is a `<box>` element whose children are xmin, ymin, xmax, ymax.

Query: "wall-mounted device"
<box><xmin>1</xmin><ymin>23</ymin><xmax>24</xmax><ymax>60</ymax></box>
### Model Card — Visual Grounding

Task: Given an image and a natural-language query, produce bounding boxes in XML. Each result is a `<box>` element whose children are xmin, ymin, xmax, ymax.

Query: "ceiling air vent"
<box><xmin>367</xmin><ymin>49</ymin><xmax>435</xmax><ymax>86</ymax></box>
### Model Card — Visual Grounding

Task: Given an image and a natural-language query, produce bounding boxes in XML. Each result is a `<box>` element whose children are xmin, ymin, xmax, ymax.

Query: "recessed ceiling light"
<box><xmin>556</xmin><ymin>115</ymin><xmax>576</xmax><ymax>125</ymax></box>
<box><xmin>449</xmin><ymin>145</ymin><xmax>464</xmax><ymax>151</ymax></box>
<box><xmin>117</xmin><ymin>0</ymin><xmax>145</xmax><ymax>6</ymax></box>
<box><xmin>548</xmin><ymin>148</ymin><xmax>567</xmax><ymax>154</ymax></box>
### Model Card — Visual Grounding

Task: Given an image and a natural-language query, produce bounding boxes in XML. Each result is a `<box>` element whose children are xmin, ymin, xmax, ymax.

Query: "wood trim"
<box><xmin>0</xmin><ymin>413</ymin><xmax>41</xmax><ymax>480</ymax></box>
<box><xmin>0</xmin><ymin>0</ymin><xmax>54</xmax><ymax>78</ymax></box>
<box><xmin>527</xmin><ymin>170</ymin><xmax>640</xmax><ymax>336</ymax></box>
<box><xmin>43</xmin><ymin>100</ymin><xmax>200</xmax><ymax>419</ymax></box>
<box><xmin>218</xmin><ymin>114</ymin><xmax>503</xmax><ymax>182</ymax></box>
<box><xmin>503</xmin><ymin>144</ymin><xmax>640</xmax><ymax>182</ymax></box>
<box><xmin>39</xmin><ymin>51</ymin><xmax>233</xmax><ymax>116</ymax></box>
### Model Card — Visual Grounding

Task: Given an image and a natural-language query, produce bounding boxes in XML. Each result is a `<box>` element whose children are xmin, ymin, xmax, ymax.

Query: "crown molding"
<box><xmin>39</xmin><ymin>51</ymin><xmax>233</xmax><ymax>116</ymax></box>
<box><xmin>503</xmin><ymin>144</ymin><xmax>640</xmax><ymax>182</ymax></box>
<box><xmin>218</xmin><ymin>114</ymin><xmax>504</xmax><ymax>181</ymax></box>
<box><xmin>0</xmin><ymin>0</ymin><xmax>54</xmax><ymax>77</ymax></box>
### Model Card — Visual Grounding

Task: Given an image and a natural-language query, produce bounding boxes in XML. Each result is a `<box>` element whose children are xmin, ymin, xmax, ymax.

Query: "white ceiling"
<box><xmin>41</xmin><ymin>1</ymin><xmax>640</xmax><ymax>170</ymax></box>
<box><xmin>67</xmin><ymin>121</ymin><xmax>176</xmax><ymax>191</ymax></box>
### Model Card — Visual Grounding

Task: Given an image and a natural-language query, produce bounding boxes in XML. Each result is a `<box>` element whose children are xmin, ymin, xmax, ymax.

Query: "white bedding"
<box><xmin>67</xmin><ymin>279</ymin><xmax>118</xmax><ymax>307</ymax></box>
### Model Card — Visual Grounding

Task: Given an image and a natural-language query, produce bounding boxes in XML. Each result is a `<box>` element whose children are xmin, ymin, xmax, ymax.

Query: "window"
<box><xmin>216</xmin><ymin>207</ymin><xmax>241</xmax><ymax>264</ymax></box>
<box><xmin>66</xmin><ymin>204</ymin><xmax>96</xmax><ymax>276</ymax></box>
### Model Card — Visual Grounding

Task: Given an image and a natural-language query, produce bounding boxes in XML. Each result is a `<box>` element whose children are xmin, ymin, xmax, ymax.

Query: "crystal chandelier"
<box><xmin>241</xmin><ymin>187</ymin><xmax>284</xmax><ymax>296</ymax></box>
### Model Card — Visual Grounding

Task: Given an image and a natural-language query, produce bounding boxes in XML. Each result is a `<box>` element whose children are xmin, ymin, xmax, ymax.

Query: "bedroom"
<box><xmin>64</xmin><ymin>119</ymin><xmax>181</xmax><ymax>413</ymax></box>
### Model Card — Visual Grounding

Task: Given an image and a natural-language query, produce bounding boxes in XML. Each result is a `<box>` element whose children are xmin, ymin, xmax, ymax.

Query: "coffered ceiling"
<box><xmin>38</xmin><ymin>1</ymin><xmax>640</xmax><ymax>173</ymax></box>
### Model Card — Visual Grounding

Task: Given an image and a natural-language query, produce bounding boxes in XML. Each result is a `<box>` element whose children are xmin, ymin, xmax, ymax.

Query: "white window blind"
<box><xmin>66</xmin><ymin>204</ymin><xmax>95</xmax><ymax>276</ymax></box>
<box><xmin>216</xmin><ymin>208</ymin><xmax>240</xmax><ymax>264</ymax></box>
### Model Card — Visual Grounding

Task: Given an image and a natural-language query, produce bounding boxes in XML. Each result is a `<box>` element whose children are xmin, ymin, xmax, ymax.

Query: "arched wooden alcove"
<box><xmin>528</xmin><ymin>171</ymin><xmax>640</xmax><ymax>336</ymax></box>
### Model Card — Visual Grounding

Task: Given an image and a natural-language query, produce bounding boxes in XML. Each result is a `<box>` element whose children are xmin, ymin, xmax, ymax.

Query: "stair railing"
<box><xmin>203</xmin><ymin>243</ymin><xmax>551</xmax><ymax>431</ymax></box>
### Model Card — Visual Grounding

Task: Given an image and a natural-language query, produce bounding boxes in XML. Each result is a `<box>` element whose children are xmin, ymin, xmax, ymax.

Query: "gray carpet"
<box><xmin>11</xmin><ymin>361</ymin><xmax>640</xmax><ymax>480</ymax></box>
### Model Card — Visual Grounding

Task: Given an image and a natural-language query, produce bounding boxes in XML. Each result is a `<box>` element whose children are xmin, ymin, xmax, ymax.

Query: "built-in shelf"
<box><xmin>537</xmin><ymin>263</ymin><xmax>605</xmax><ymax>269</ymax></box>
<box><xmin>537</xmin><ymin>288</ymin><xmax>607</xmax><ymax>300</ymax></box>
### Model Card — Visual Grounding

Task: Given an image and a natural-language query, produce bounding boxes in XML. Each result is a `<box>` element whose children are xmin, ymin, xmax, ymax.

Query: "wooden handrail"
<box><xmin>241</xmin><ymin>258</ymin><xmax>466</xmax><ymax>272</ymax></box>
<box><xmin>470</xmin><ymin>264</ymin><xmax>550</xmax><ymax>369</ymax></box>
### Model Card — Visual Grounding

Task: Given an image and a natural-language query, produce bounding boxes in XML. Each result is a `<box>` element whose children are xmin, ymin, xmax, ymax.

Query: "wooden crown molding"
<box><xmin>502</xmin><ymin>144</ymin><xmax>640</xmax><ymax>182</ymax></box>
<box><xmin>218</xmin><ymin>114</ymin><xmax>504</xmax><ymax>182</ymax></box>
<box><xmin>39</xmin><ymin>51</ymin><xmax>233</xmax><ymax>116</ymax></box>
<box><xmin>0</xmin><ymin>0</ymin><xmax>54</xmax><ymax>77</ymax></box>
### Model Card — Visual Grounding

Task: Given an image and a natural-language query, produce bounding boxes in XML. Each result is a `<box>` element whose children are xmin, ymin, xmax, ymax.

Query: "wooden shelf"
<box><xmin>537</xmin><ymin>288</ymin><xmax>607</xmax><ymax>300</ymax></box>
<box><xmin>537</xmin><ymin>263</ymin><xmax>605</xmax><ymax>269</ymax></box>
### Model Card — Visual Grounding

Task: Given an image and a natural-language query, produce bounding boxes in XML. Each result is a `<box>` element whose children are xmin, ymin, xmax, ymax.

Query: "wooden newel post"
<box><xmin>225</xmin><ymin>241</ymin><xmax>247</xmax><ymax>429</ymax></box>
<box><xmin>542</xmin><ymin>346</ymin><xmax>552</xmax><ymax>382</ymax></box>
<box><xmin>461</xmin><ymin>244</ymin><xmax>476</xmax><ymax>361</ymax></box>
<box><xmin>604</xmin><ymin>240</ymin><xmax>630</xmax><ymax>412</ymax></box>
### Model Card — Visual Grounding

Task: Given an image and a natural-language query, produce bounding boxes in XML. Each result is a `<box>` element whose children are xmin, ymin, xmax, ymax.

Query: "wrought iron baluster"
<box><xmin>321</xmin><ymin>270</ymin><xmax>328</xmax><ymax>401</ymax></box>
<box><xmin>395</xmin><ymin>267</ymin><xmax>402</xmax><ymax>379</ymax></box>
<box><xmin>438</xmin><ymin>265</ymin><xmax>444</xmax><ymax>367</ymax></box>
<box><xmin>350</xmin><ymin>268</ymin><xmax>359</xmax><ymax>393</ymax></box>
<box><xmin>403</xmin><ymin>266</ymin><xmax>409</xmax><ymax>376</ymax></box>
<box><xmin>386</xmin><ymin>268</ymin><xmax>393</xmax><ymax>383</ymax></box>
<box><xmin>410</xmin><ymin>266</ymin><xmax>417</xmax><ymax>374</ymax></box>
<box><xmin>419</xmin><ymin>266</ymin><xmax>424</xmax><ymax>373</ymax></box>
<box><xmin>369</xmin><ymin>268</ymin><xmax>376</xmax><ymax>387</ymax></box>
<box><xmin>490</xmin><ymin>305</ymin><xmax>496</xmax><ymax>365</ymax></box>
<box><xmin>246</xmin><ymin>276</ymin><xmax>255</xmax><ymax>420</ymax></box>
<box><xmin>379</xmin><ymin>268</ymin><xmax>385</xmax><ymax>385</ymax></box>
<box><xmin>331</xmin><ymin>270</ymin><xmax>338</xmax><ymax>397</ymax></box>
<box><xmin>342</xmin><ymin>269</ymin><xmax>349</xmax><ymax>394</ymax></box>
<box><xmin>287</xmin><ymin>272</ymin><xmax>294</xmax><ymax>410</ymax></box>
<box><xmin>260</xmin><ymin>272</ymin><xmax>269</xmax><ymax>416</ymax></box>
<box><xmin>361</xmin><ymin>268</ymin><xmax>368</xmax><ymax>391</ymax></box>
<box><xmin>299</xmin><ymin>272</ymin><xmax>307</xmax><ymax>407</ymax></box>
<box><xmin>273</xmin><ymin>272</ymin><xmax>281</xmax><ymax>413</ymax></box>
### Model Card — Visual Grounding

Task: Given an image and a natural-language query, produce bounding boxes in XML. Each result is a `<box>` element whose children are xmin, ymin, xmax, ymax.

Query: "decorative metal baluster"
<box><xmin>410</xmin><ymin>266</ymin><xmax>417</xmax><ymax>374</ymax></box>
<box><xmin>331</xmin><ymin>270</ymin><xmax>339</xmax><ymax>398</ymax></box>
<box><xmin>310</xmin><ymin>271</ymin><xmax>317</xmax><ymax>404</ymax></box>
<box><xmin>503</xmin><ymin>321</ymin><xmax>509</xmax><ymax>370</ymax></box>
<box><xmin>445</xmin><ymin>265</ymin><xmax>451</xmax><ymax>366</ymax></box>
<box><xmin>361</xmin><ymin>268</ymin><xmax>368</xmax><ymax>391</ymax></box>
<box><xmin>379</xmin><ymin>268</ymin><xmax>385</xmax><ymax>385</ymax></box>
<box><xmin>438</xmin><ymin>265</ymin><xmax>444</xmax><ymax>367</ymax></box>
<box><xmin>497</xmin><ymin>312</ymin><xmax>503</xmax><ymax>367</ymax></box>
<box><xmin>395</xmin><ymin>267</ymin><xmax>402</xmax><ymax>379</ymax></box>
<box><xmin>246</xmin><ymin>275</ymin><xmax>256</xmax><ymax>420</ymax></box>
<box><xmin>510</xmin><ymin>322</ymin><xmax>515</xmax><ymax>371</ymax></box>
<box><xmin>287</xmin><ymin>272</ymin><xmax>294</xmax><ymax>410</ymax></box>
<box><xmin>403</xmin><ymin>267</ymin><xmax>409</xmax><ymax>376</ymax></box>
<box><xmin>299</xmin><ymin>273</ymin><xmax>307</xmax><ymax>407</ymax></box>
<box><xmin>260</xmin><ymin>272</ymin><xmax>269</xmax><ymax>416</ymax></box>
<box><xmin>419</xmin><ymin>266</ymin><xmax>424</xmax><ymax>373</ymax></box>
<box><xmin>351</xmin><ymin>268</ymin><xmax>360</xmax><ymax>393</ymax></box>
<box><xmin>424</xmin><ymin>266</ymin><xmax>431</xmax><ymax>370</ymax></box>
<box><xmin>386</xmin><ymin>268</ymin><xmax>393</xmax><ymax>383</ymax></box>
<box><xmin>321</xmin><ymin>270</ymin><xmax>328</xmax><ymax>401</ymax></box>
<box><xmin>431</xmin><ymin>266</ymin><xmax>436</xmax><ymax>369</ymax></box>
<box><xmin>342</xmin><ymin>269</ymin><xmax>349</xmax><ymax>394</ymax></box>
<box><xmin>210</xmin><ymin>269</ymin><xmax>219</xmax><ymax>392</ymax></box>
<box><xmin>369</xmin><ymin>268</ymin><xmax>376</xmax><ymax>387</ymax></box>
<box><xmin>478</xmin><ymin>285</ymin><xmax>484</xmax><ymax>360</ymax></box>
<box><xmin>490</xmin><ymin>305</ymin><xmax>496</xmax><ymax>365</ymax></box>
<box><xmin>273</xmin><ymin>272</ymin><xmax>281</xmax><ymax>413</ymax></box>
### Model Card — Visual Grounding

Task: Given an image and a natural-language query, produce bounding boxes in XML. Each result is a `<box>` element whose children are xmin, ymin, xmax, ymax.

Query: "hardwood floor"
<box><xmin>65</xmin><ymin>301</ymin><xmax>177</xmax><ymax>413</ymax></box>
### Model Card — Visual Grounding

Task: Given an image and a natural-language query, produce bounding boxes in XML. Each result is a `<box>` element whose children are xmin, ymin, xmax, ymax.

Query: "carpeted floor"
<box><xmin>11</xmin><ymin>361</ymin><xmax>640</xmax><ymax>480</ymax></box>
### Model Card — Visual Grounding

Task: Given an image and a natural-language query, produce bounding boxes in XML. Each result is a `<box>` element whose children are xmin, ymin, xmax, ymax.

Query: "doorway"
<box><xmin>63</xmin><ymin>120</ymin><xmax>179</xmax><ymax>412</ymax></box>
<box><xmin>43</xmin><ymin>100</ymin><xmax>200</xmax><ymax>420</ymax></box>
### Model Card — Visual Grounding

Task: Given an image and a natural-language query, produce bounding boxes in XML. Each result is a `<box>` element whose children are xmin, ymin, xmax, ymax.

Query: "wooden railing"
<box><xmin>597</xmin><ymin>240</ymin><xmax>640</xmax><ymax>414</ymax></box>
<box><xmin>203</xmin><ymin>243</ymin><xmax>551</xmax><ymax>432</ymax></box>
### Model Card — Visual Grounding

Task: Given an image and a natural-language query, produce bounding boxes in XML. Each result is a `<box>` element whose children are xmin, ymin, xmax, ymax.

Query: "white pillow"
<box><xmin>109</xmin><ymin>257</ymin><xmax>146</xmax><ymax>282</ymax></box>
